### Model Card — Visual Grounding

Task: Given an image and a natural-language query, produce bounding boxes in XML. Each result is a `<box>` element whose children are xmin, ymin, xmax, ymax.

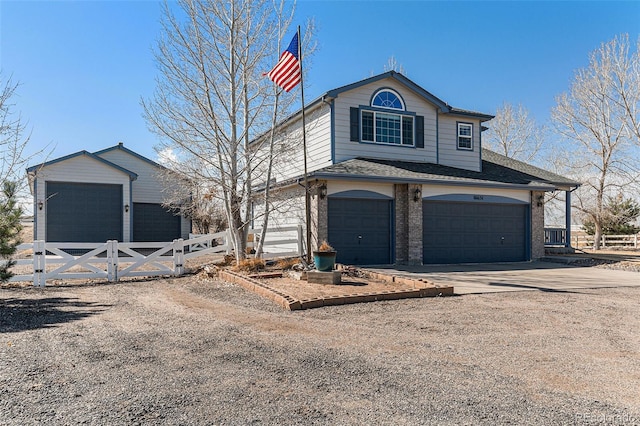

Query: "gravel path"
<box><xmin>1</xmin><ymin>275</ymin><xmax>639</xmax><ymax>425</ymax></box>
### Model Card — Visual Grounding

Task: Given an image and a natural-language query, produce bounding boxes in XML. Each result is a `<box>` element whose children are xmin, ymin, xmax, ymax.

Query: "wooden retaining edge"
<box><xmin>218</xmin><ymin>270</ymin><xmax>299</xmax><ymax>310</ymax></box>
<box><xmin>218</xmin><ymin>270</ymin><xmax>454</xmax><ymax>311</ymax></box>
<box><xmin>297</xmin><ymin>286</ymin><xmax>453</xmax><ymax>310</ymax></box>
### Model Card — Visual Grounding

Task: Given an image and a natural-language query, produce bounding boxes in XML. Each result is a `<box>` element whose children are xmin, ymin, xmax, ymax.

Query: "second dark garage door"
<box><xmin>328</xmin><ymin>197</ymin><xmax>392</xmax><ymax>265</ymax></box>
<box><xmin>423</xmin><ymin>201</ymin><xmax>527</xmax><ymax>264</ymax></box>
<box><xmin>133</xmin><ymin>203</ymin><xmax>181</xmax><ymax>242</ymax></box>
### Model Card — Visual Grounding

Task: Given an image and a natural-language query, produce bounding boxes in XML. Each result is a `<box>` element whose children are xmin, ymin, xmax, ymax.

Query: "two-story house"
<box><xmin>254</xmin><ymin>71</ymin><xmax>579</xmax><ymax>265</ymax></box>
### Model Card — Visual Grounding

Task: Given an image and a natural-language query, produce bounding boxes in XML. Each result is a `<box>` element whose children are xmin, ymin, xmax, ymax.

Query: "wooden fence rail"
<box><xmin>572</xmin><ymin>233</ymin><xmax>639</xmax><ymax>249</ymax></box>
<box><xmin>9</xmin><ymin>225</ymin><xmax>303</xmax><ymax>287</ymax></box>
<box><xmin>544</xmin><ymin>228</ymin><xmax>639</xmax><ymax>249</ymax></box>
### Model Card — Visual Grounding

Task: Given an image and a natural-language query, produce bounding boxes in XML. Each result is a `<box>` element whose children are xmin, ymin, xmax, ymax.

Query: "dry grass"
<box><xmin>274</xmin><ymin>257</ymin><xmax>300</xmax><ymax>270</ymax></box>
<box><xmin>233</xmin><ymin>258</ymin><xmax>266</xmax><ymax>273</ymax></box>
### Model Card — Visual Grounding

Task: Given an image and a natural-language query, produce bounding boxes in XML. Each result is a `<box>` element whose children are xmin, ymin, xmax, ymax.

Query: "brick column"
<box><xmin>395</xmin><ymin>184</ymin><xmax>409</xmax><ymax>264</ymax></box>
<box><xmin>531</xmin><ymin>191</ymin><xmax>545</xmax><ymax>260</ymax></box>
<box><xmin>407</xmin><ymin>184</ymin><xmax>423</xmax><ymax>265</ymax></box>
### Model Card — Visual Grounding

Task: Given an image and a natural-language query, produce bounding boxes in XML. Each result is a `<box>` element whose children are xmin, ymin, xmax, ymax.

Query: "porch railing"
<box><xmin>544</xmin><ymin>228</ymin><xmax>567</xmax><ymax>246</ymax></box>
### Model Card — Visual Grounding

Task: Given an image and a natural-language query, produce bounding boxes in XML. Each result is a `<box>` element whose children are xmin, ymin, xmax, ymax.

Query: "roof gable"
<box><xmin>93</xmin><ymin>142</ymin><xmax>165</xmax><ymax>170</ymax></box>
<box><xmin>325</xmin><ymin>71</ymin><xmax>450</xmax><ymax>113</ymax></box>
<box><xmin>26</xmin><ymin>150</ymin><xmax>138</xmax><ymax>180</ymax></box>
<box><xmin>324</xmin><ymin>71</ymin><xmax>494</xmax><ymax>120</ymax></box>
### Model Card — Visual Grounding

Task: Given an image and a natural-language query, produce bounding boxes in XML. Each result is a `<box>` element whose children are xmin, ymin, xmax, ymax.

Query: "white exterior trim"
<box><xmin>32</xmin><ymin>155</ymin><xmax>132</xmax><ymax>241</ymax></box>
<box><xmin>327</xmin><ymin>181</ymin><xmax>394</xmax><ymax>198</ymax></box>
<box><xmin>421</xmin><ymin>184</ymin><xmax>530</xmax><ymax>203</ymax></box>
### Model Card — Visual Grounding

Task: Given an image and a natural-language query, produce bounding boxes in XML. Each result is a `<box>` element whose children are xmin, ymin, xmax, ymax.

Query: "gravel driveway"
<box><xmin>1</xmin><ymin>274</ymin><xmax>639</xmax><ymax>425</ymax></box>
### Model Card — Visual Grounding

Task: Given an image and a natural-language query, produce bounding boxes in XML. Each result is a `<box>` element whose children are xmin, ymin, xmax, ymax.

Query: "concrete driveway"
<box><xmin>367</xmin><ymin>261</ymin><xmax>640</xmax><ymax>294</ymax></box>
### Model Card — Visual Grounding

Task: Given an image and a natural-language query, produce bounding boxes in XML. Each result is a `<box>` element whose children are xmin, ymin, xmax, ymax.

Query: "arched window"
<box><xmin>371</xmin><ymin>89</ymin><xmax>405</xmax><ymax>110</ymax></box>
<box><xmin>360</xmin><ymin>89</ymin><xmax>414</xmax><ymax>145</ymax></box>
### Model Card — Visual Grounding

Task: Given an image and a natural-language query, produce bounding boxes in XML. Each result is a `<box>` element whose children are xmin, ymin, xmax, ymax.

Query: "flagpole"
<box><xmin>298</xmin><ymin>25</ymin><xmax>312</xmax><ymax>264</ymax></box>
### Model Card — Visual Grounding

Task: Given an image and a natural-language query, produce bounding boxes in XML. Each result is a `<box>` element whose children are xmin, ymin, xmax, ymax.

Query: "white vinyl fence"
<box><xmin>247</xmin><ymin>225</ymin><xmax>303</xmax><ymax>259</ymax></box>
<box><xmin>10</xmin><ymin>225</ymin><xmax>303</xmax><ymax>287</ymax></box>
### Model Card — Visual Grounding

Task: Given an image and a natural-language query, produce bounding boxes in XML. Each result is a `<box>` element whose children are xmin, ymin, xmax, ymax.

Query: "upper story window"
<box><xmin>371</xmin><ymin>89</ymin><xmax>405</xmax><ymax>110</ymax></box>
<box><xmin>361</xmin><ymin>89</ymin><xmax>414</xmax><ymax>146</ymax></box>
<box><xmin>350</xmin><ymin>89</ymin><xmax>424</xmax><ymax>148</ymax></box>
<box><xmin>457</xmin><ymin>122</ymin><xmax>473</xmax><ymax>150</ymax></box>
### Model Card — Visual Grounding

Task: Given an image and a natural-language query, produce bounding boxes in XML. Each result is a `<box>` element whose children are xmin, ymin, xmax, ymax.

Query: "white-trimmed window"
<box><xmin>361</xmin><ymin>89</ymin><xmax>414</xmax><ymax>146</ymax></box>
<box><xmin>372</xmin><ymin>89</ymin><xmax>405</xmax><ymax>110</ymax></box>
<box><xmin>457</xmin><ymin>122</ymin><xmax>473</xmax><ymax>150</ymax></box>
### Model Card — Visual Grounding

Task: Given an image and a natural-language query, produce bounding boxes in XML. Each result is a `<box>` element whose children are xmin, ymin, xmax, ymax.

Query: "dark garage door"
<box><xmin>133</xmin><ymin>203</ymin><xmax>181</xmax><ymax>242</ymax></box>
<box><xmin>328</xmin><ymin>198</ymin><xmax>392</xmax><ymax>265</ymax></box>
<box><xmin>423</xmin><ymin>201</ymin><xmax>527</xmax><ymax>264</ymax></box>
<box><xmin>46</xmin><ymin>182</ymin><xmax>123</xmax><ymax>242</ymax></box>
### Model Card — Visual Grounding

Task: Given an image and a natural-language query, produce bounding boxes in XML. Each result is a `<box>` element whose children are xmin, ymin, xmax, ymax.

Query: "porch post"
<box><xmin>565</xmin><ymin>190</ymin><xmax>571</xmax><ymax>248</ymax></box>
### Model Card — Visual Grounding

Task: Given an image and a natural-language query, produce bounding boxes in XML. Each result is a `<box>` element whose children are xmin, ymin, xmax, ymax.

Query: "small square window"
<box><xmin>457</xmin><ymin>123</ymin><xmax>473</xmax><ymax>150</ymax></box>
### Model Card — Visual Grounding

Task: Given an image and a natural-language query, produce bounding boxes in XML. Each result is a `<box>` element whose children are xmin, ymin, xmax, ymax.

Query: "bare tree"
<box><xmin>155</xmin><ymin>151</ymin><xmax>228</xmax><ymax>234</ymax></box>
<box><xmin>552</xmin><ymin>35</ymin><xmax>640</xmax><ymax>250</ymax></box>
<box><xmin>599</xmin><ymin>34</ymin><xmax>640</xmax><ymax>145</ymax></box>
<box><xmin>1</xmin><ymin>74</ymin><xmax>31</xmax><ymax>190</ymax></box>
<box><xmin>142</xmin><ymin>0</ymin><xmax>312</xmax><ymax>262</ymax></box>
<box><xmin>383</xmin><ymin>55</ymin><xmax>406</xmax><ymax>75</ymax></box>
<box><xmin>484</xmin><ymin>102</ymin><xmax>545</xmax><ymax>163</ymax></box>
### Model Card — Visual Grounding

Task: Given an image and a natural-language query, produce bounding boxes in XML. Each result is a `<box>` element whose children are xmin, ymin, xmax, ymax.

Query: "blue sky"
<box><xmin>1</xmin><ymin>0</ymin><xmax>639</xmax><ymax>165</ymax></box>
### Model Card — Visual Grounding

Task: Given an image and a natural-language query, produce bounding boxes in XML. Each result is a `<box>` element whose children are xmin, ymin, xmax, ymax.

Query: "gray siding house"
<box><xmin>254</xmin><ymin>71</ymin><xmax>579</xmax><ymax>265</ymax></box>
<box><xmin>27</xmin><ymin>143</ymin><xmax>190</xmax><ymax>243</ymax></box>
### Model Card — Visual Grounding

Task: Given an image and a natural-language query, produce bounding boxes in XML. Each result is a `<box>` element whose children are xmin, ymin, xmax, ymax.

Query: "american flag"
<box><xmin>266</xmin><ymin>33</ymin><xmax>301</xmax><ymax>92</ymax></box>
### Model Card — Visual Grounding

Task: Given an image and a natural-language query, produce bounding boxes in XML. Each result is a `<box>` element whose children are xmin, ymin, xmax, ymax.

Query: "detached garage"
<box><xmin>27</xmin><ymin>143</ymin><xmax>190</xmax><ymax>243</ymax></box>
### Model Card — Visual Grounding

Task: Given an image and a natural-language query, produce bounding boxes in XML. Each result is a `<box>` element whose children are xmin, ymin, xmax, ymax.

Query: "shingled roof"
<box><xmin>481</xmin><ymin>149</ymin><xmax>579</xmax><ymax>188</ymax></box>
<box><xmin>309</xmin><ymin>149</ymin><xmax>579</xmax><ymax>191</ymax></box>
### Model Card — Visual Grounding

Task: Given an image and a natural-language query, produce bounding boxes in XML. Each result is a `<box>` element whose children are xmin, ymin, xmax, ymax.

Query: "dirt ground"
<box><xmin>4</xmin><ymin>225</ymin><xmax>639</xmax><ymax>423</ymax></box>
<box><xmin>1</xmin><ymin>271</ymin><xmax>639</xmax><ymax>425</ymax></box>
